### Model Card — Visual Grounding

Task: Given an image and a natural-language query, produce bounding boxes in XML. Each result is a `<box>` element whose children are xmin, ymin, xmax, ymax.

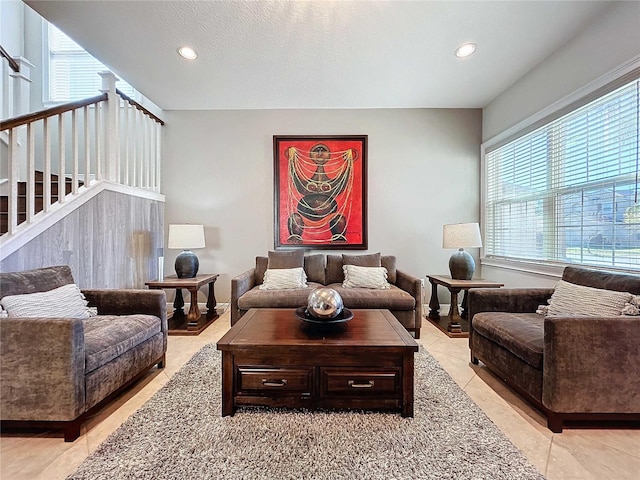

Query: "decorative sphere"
<box><xmin>307</xmin><ymin>287</ymin><xmax>344</xmax><ymax>319</ymax></box>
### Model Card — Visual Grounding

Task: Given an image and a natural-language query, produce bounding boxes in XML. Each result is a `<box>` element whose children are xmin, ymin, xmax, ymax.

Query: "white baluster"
<box><xmin>72</xmin><ymin>109</ymin><xmax>79</xmax><ymax>195</ymax></box>
<box><xmin>95</xmin><ymin>102</ymin><xmax>101</xmax><ymax>181</ymax></box>
<box><xmin>43</xmin><ymin>117</ymin><xmax>52</xmax><ymax>213</ymax></box>
<box><xmin>7</xmin><ymin>129</ymin><xmax>18</xmax><ymax>234</ymax></box>
<box><xmin>26</xmin><ymin>122</ymin><xmax>35</xmax><ymax>222</ymax></box>
<box><xmin>58</xmin><ymin>113</ymin><xmax>65</xmax><ymax>204</ymax></box>
<box><xmin>84</xmin><ymin>106</ymin><xmax>91</xmax><ymax>187</ymax></box>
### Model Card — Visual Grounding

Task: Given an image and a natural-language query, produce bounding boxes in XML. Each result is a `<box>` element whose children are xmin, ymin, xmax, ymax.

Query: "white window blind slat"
<box><xmin>484</xmin><ymin>78</ymin><xmax>640</xmax><ymax>271</ymax></box>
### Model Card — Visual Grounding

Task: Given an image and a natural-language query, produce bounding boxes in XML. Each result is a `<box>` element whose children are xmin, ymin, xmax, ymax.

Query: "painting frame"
<box><xmin>273</xmin><ymin>135</ymin><xmax>368</xmax><ymax>250</ymax></box>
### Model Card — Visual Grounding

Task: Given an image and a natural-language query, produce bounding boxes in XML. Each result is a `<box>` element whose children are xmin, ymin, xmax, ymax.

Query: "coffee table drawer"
<box><xmin>321</xmin><ymin>368</ymin><xmax>399</xmax><ymax>395</ymax></box>
<box><xmin>238</xmin><ymin>367</ymin><xmax>312</xmax><ymax>393</ymax></box>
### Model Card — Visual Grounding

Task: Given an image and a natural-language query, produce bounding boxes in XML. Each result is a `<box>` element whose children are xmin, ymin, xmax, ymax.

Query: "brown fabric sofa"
<box><xmin>0</xmin><ymin>265</ymin><xmax>167</xmax><ymax>441</ymax></box>
<box><xmin>468</xmin><ymin>266</ymin><xmax>640</xmax><ymax>432</ymax></box>
<box><xmin>231</xmin><ymin>254</ymin><xmax>422</xmax><ymax>338</ymax></box>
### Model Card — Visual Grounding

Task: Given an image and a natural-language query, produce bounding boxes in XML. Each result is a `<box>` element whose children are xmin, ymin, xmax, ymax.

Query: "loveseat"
<box><xmin>468</xmin><ymin>266</ymin><xmax>640</xmax><ymax>432</ymax></box>
<box><xmin>0</xmin><ymin>265</ymin><xmax>167</xmax><ymax>441</ymax></box>
<box><xmin>231</xmin><ymin>252</ymin><xmax>422</xmax><ymax>338</ymax></box>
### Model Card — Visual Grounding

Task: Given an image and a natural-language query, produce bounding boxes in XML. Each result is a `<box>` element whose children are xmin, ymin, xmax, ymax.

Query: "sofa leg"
<box><xmin>63</xmin><ymin>418</ymin><xmax>82</xmax><ymax>442</ymax></box>
<box><xmin>414</xmin><ymin>328</ymin><xmax>420</xmax><ymax>339</ymax></box>
<box><xmin>157</xmin><ymin>354</ymin><xmax>166</xmax><ymax>369</ymax></box>
<box><xmin>547</xmin><ymin>412</ymin><xmax>563</xmax><ymax>433</ymax></box>
<box><xmin>470</xmin><ymin>351</ymin><xmax>479</xmax><ymax>365</ymax></box>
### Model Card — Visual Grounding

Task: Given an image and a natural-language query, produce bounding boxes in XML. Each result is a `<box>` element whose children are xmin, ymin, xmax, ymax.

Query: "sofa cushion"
<box><xmin>342</xmin><ymin>252</ymin><xmax>381</xmax><ymax>267</ymax></box>
<box><xmin>304</xmin><ymin>254</ymin><xmax>326</xmax><ymax>284</ymax></box>
<box><xmin>0</xmin><ymin>265</ymin><xmax>74</xmax><ymax>297</ymax></box>
<box><xmin>267</xmin><ymin>250</ymin><xmax>305</xmax><ymax>269</ymax></box>
<box><xmin>342</xmin><ymin>265</ymin><xmax>390</xmax><ymax>289</ymax></box>
<box><xmin>380</xmin><ymin>256</ymin><xmax>397</xmax><ymax>284</ymax></box>
<box><xmin>325</xmin><ymin>255</ymin><xmax>344</xmax><ymax>285</ymax></box>
<box><xmin>562</xmin><ymin>266</ymin><xmax>640</xmax><ymax>295</ymax></box>
<box><xmin>1</xmin><ymin>284</ymin><xmax>93</xmax><ymax>319</ymax></box>
<box><xmin>547</xmin><ymin>280</ymin><xmax>632</xmax><ymax>317</ymax></box>
<box><xmin>260</xmin><ymin>268</ymin><xmax>307</xmax><ymax>290</ymax></box>
<box><xmin>238</xmin><ymin>283</ymin><xmax>323</xmax><ymax>310</ymax></box>
<box><xmin>84</xmin><ymin>314</ymin><xmax>161</xmax><ymax>373</ymax></box>
<box><xmin>472</xmin><ymin>312</ymin><xmax>544</xmax><ymax>369</ymax></box>
<box><xmin>328</xmin><ymin>284</ymin><xmax>415</xmax><ymax>310</ymax></box>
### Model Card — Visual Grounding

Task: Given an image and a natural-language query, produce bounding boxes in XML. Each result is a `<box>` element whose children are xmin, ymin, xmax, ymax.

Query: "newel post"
<box><xmin>99</xmin><ymin>71</ymin><xmax>120</xmax><ymax>182</ymax></box>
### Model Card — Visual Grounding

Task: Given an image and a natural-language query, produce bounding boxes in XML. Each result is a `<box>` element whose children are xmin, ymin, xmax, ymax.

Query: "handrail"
<box><xmin>116</xmin><ymin>89</ymin><xmax>164</xmax><ymax>125</ymax></box>
<box><xmin>0</xmin><ymin>94</ymin><xmax>107</xmax><ymax>131</ymax></box>
<box><xmin>0</xmin><ymin>45</ymin><xmax>19</xmax><ymax>73</ymax></box>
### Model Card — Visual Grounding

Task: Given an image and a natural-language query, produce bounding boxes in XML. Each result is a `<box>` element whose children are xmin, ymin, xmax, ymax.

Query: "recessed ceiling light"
<box><xmin>177</xmin><ymin>46</ymin><xmax>198</xmax><ymax>60</ymax></box>
<box><xmin>454</xmin><ymin>43</ymin><xmax>477</xmax><ymax>58</ymax></box>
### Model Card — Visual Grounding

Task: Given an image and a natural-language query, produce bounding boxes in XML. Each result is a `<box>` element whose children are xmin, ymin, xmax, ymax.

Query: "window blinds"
<box><xmin>48</xmin><ymin>24</ymin><xmax>135</xmax><ymax>102</ymax></box>
<box><xmin>484</xmin><ymin>78</ymin><xmax>640</xmax><ymax>270</ymax></box>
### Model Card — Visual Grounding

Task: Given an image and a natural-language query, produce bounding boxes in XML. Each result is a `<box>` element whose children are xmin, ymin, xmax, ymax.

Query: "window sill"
<box><xmin>481</xmin><ymin>257</ymin><xmax>638</xmax><ymax>277</ymax></box>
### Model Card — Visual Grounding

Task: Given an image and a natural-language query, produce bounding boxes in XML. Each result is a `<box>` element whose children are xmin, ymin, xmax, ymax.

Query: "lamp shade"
<box><xmin>167</xmin><ymin>224</ymin><xmax>205</xmax><ymax>278</ymax></box>
<box><xmin>443</xmin><ymin>223</ymin><xmax>482</xmax><ymax>280</ymax></box>
<box><xmin>168</xmin><ymin>224</ymin><xmax>205</xmax><ymax>250</ymax></box>
<box><xmin>442</xmin><ymin>223</ymin><xmax>482</xmax><ymax>249</ymax></box>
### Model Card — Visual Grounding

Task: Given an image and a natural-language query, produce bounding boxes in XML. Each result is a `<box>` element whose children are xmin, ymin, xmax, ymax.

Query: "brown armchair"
<box><xmin>468</xmin><ymin>266</ymin><xmax>640</xmax><ymax>432</ymax></box>
<box><xmin>0</xmin><ymin>265</ymin><xmax>167</xmax><ymax>441</ymax></box>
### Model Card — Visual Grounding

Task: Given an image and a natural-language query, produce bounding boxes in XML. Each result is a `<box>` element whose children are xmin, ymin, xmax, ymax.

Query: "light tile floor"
<box><xmin>1</xmin><ymin>312</ymin><xmax>638</xmax><ymax>479</ymax></box>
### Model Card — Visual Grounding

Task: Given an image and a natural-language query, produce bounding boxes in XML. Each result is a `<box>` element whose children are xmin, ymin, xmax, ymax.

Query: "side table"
<box><xmin>426</xmin><ymin>275</ymin><xmax>503</xmax><ymax>338</ymax></box>
<box><xmin>145</xmin><ymin>273</ymin><xmax>220</xmax><ymax>335</ymax></box>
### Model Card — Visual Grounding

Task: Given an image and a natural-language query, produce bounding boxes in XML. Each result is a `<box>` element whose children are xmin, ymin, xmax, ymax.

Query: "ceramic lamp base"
<box><xmin>175</xmin><ymin>250</ymin><xmax>199</xmax><ymax>278</ymax></box>
<box><xmin>449</xmin><ymin>249</ymin><xmax>475</xmax><ymax>280</ymax></box>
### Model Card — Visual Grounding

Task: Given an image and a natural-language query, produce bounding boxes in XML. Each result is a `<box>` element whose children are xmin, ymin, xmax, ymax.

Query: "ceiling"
<box><xmin>25</xmin><ymin>0</ymin><xmax>613</xmax><ymax>111</ymax></box>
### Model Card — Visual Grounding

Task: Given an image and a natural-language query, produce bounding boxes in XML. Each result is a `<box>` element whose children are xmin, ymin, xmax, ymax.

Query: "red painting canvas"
<box><xmin>273</xmin><ymin>135</ymin><xmax>368</xmax><ymax>249</ymax></box>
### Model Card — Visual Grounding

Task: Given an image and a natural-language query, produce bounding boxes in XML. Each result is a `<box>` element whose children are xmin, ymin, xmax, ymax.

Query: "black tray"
<box><xmin>295</xmin><ymin>306</ymin><xmax>354</xmax><ymax>324</ymax></box>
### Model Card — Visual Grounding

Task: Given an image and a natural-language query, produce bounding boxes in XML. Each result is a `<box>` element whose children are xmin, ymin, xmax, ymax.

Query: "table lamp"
<box><xmin>167</xmin><ymin>224</ymin><xmax>205</xmax><ymax>278</ymax></box>
<box><xmin>443</xmin><ymin>222</ymin><xmax>482</xmax><ymax>280</ymax></box>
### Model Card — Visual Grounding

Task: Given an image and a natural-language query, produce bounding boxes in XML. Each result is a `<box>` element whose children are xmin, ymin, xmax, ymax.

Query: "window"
<box><xmin>47</xmin><ymin>23</ymin><xmax>135</xmax><ymax>102</ymax></box>
<box><xmin>483</xmin><ymin>75</ymin><xmax>639</xmax><ymax>271</ymax></box>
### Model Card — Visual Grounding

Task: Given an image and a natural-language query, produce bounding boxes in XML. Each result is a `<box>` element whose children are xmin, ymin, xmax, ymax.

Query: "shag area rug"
<box><xmin>68</xmin><ymin>344</ymin><xmax>545</xmax><ymax>480</ymax></box>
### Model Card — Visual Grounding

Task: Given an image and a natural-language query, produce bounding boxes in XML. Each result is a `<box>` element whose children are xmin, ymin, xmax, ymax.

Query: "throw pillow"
<box><xmin>342</xmin><ymin>252</ymin><xmax>381</xmax><ymax>267</ymax></box>
<box><xmin>342</xmin><ymin>265</ymin><xmax>390</xmax><ymax>289</ymax></box>
<box><xmin>260</xmin><ymin>267</ymin><xmax>308</xmax><ymax>290</ymax></box>
<box><xmin>267</xmin><ymin>250</ymin><xmax>305</xmax><ymax>269</ymax></box>
<box><xmin>546</xmin><ymin>280</ymin><xmax>632</xmax><ymax>317</ymax></box>
<box><xmin>0</xmin><ymin>283</ymin><xmax>93</xmax><ymax>319</ymax></box>
<box><xmin>622</xmin><ymin>295</ymin><xmax>640</xmax><ymax>316</ymax></box>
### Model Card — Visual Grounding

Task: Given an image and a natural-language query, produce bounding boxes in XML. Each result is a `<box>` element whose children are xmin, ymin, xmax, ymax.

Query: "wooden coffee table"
<box><xmin>216</xmin><ymin>308</ymin><xmax>419</xmax><ymax>417</ymax></box>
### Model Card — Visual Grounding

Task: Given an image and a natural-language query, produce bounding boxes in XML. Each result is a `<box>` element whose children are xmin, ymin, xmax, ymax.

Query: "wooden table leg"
<box><xmin>428</xmin><ymin>278</ymin><xmax>440</xmax><ymax>319</ymax></box>
<box><xmin>447</xmin><ymin>287</ymin><xmax>463</xmax><ymax>333</ymax></box>
<box><xmin>206</xmin><ymin>279</ymin><xmax>218</xmax><ymax>318</ymax></box>
<box><xmin>221</xmin><ymin>352</ymin><xmax>235</xmax><ymax>417</ymax></box>
<box><xmin>187</xmin><ymin>287</ymin><xmax>201</xmax><ymax>329</ymax></box>
<box><xmin>174</xmin><ymin>288</ymin><xmax>185</xmax><ymax>316</ymax></box>
<box><xmin>460</xmin><ymin>289</ymin><xmax>469</xmax><ymax>319</ymax></box>
<box><xmin>401</xmin><ymin>352</ymin><xmax>415</xmax><ymax>418</ymax></box>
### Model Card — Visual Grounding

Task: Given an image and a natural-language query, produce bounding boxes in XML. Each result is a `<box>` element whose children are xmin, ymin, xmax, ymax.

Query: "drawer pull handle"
<box><xmin>348</xmin><ymin>380</ymin><xmax>374</xmax><ymax>388</ymax></box>
<box><xmin>262</xmin><ymin>379</ymin><xmax>288</xmax><ymax>387</ymax></box>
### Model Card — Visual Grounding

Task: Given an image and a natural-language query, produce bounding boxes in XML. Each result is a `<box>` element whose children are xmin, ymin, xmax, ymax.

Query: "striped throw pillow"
<box><xmin>342</xmin><ymin>265</ymin><xmax>390</xmax><ymax>289</ymax></box>
<box><xmin>1</xmin><ymin>283</ymin><xmax>93</xmax><ymax>319</ymax></box>
<box><xmin>260</xmin><ymin>267</ymin><xmax>308</xmax><ymax>290</ymax></box>
<box><xmin>547</xmin><ymin>280</ymin><xmax>632</xmax><ymax>317</ymax></box>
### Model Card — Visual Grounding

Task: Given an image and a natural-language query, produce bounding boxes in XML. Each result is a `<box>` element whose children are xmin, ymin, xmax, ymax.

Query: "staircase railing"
<box><xmin>0</xmin><ymin>71</ymin><xmax>164</xmax><ymax>239</ymax></box>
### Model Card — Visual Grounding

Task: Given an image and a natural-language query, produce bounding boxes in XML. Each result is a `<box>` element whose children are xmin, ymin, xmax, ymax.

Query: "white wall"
<box><xmin>162</xmin><ymin>108</ymin><xmax>482</xmax><ymax>304</ymax></box>
<box><xmin>481</xmin><ymin>0</ymin><xmax>640</xmax><ymax>288</ymax></box>
<box><xmin>483</xmin><ymin>1</ymin><xmax>640</xmax><ymax>142</ymax></box>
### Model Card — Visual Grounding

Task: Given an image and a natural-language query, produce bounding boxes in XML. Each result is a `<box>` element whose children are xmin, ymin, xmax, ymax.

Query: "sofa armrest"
<box><xmin>542</xmin><ymin>316</ymin><xmax>640</xmax><ymax>414</ymax></box>
<box><xmin>0</xmin><ymin>318</ymin><xmax>85</xmax><ymax>422</ymax></box>
<box><xmin>83</xmin><ymin>289</ymin><xmax>167</xmax><ymax>332</ymax></box>
<box><xmin>231</xmin><ymin>268</ymin><xmax>256</xmax><ymax>325</ymax></box>
<box><xmin>468</xmin><ymin>288</ymin><xmax>553</xmax><ymax>319</ymax></box>
<box><xmin>395</xmin><ymin>269</ymin><xmax>423</xmax><ymax>327</ymax></box>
